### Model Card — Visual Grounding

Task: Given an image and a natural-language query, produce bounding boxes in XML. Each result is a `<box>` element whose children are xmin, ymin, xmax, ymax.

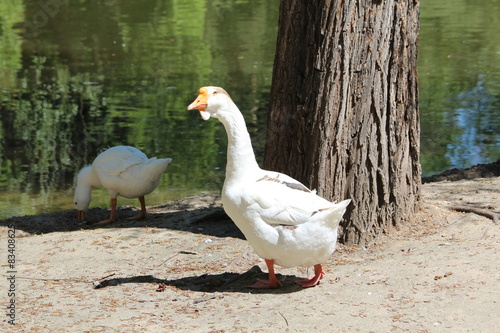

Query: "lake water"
<box><xmin>1</xmin><ymin>0</ymin><xmax>499</xmax><ymax>219</ymax></box>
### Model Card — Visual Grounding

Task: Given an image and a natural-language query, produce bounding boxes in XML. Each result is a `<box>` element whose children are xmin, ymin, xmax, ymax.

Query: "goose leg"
<box><xmin>248</xmin><ymin>259</ymin><xmax>282</xmax><ymax>289</ymax></box>
<box><xmin>128</xmin><ymin>196</ymin><xmax>147</xmax><ymax>220</ymax></box>
<box><xmin>94</xmin><ymin>198</ymin><xmax>118</xmax><ymax>225</ymax></box>
<box><xmin>296</xmin><ymin>264</ymin><xmax>325</xmax><ymax>287</ymax></box>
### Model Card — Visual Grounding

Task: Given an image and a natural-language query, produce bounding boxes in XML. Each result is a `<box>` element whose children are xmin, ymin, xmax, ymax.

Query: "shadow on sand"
<box><xmin>1</xmin><ymin>195</ymin><xmax>245</xmax><ymax>240</ymax></box>
<box><xmin>92</xmin><ymin>265</ymin><xmax>305</xmax><ymax>295</ymax></box>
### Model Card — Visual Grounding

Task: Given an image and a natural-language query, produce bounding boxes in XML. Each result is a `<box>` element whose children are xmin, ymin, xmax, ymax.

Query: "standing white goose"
<box><xmin>74</xmin><ymin>146</ymin><xmax>172</xmax><ymax>225</ymax></box>
<box><xmin>187</xmin><ymin>87</ymin><xmax>351</xmax><ymax>288</ymax></box>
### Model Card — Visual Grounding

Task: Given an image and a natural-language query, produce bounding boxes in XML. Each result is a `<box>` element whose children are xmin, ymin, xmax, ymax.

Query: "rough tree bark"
<box><xmin>264</xmin><ymin>0</ymin><xmax>421</xmax><ymax>245</ymax></box>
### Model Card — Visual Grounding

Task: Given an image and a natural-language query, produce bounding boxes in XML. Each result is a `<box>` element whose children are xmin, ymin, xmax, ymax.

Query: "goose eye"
<box><xmin>213</xmin><ymin>91</ymin><xmax>217</xmax><ymax>95</ymax></box>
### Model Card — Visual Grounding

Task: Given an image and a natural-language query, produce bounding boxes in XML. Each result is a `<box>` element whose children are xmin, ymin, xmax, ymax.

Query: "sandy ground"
<box><xmin>1</xmin><ymin>175</ymin><xmax>499</xmax><ymax>332</ymax></box>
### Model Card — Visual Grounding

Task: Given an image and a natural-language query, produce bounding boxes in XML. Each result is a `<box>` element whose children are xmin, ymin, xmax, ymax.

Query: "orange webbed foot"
<box><xmin>248</xmin><ymin>259</ymin><xmax>282</xmax><ymax>289</ymax></box>
<box><xmin>127</xmin><ymin>212</ymin><xmax>147</xmax><ymax>221</ymax></box>
<box><xmin>93</xmin><ymin>198</ymin><xmax>118</xmax><ymax>225</ymax></box>
<box><xmin>296</xmin><ymin>264</ymin><xmax>325</xmax><ymax>288</ymax></box>
<box><xmin>127</xmin><ymin>196</ymin><xmax>147</xmax><ymax>220</ymax></box>
<box><xmin>93</xmin><ymin>218</ymin><xmax>117</xmax><ymax>226</ymax></box>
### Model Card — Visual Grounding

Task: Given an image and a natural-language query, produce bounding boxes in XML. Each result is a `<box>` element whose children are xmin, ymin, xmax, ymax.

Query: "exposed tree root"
<box><xmin>446</xmin><ymin>205</ymin><xmax>499</xmax><ymax>224</ymax></box>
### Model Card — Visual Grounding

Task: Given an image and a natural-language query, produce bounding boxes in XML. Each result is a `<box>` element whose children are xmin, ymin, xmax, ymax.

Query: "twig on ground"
<box><xmin>193</xmin><ymin>293</ymin><xmax>223</xmax><ymax>304</ymax></box>
<box><xmin>279</xmin><ymin>312</ymin><xmax>290</xmax><ymax>326</ymax></box>
<box><xmin>11</xmin><ymin>272</ymin><xmax>116</xmax><ymax>287</ymax></box>
<box><xmin>11</xmin><ymin>276</ymin><xmax>88</xmax><ymax>283</ymax></box>
<box><xmin>92</xmin><ymin>273</ymin><xmax>116</xmax><ymax>288</ymax></box>
<box><xmin>156</xmin><ymin>248</ymin><xmax>200</xmax><ymax>268</ymax></box>
<box><xmin>225</xmin><ymin>247</ymin><xmax>250</xmax><ymax>272</ymax></box>
<box><xmin>96</xmin><ymin>272</ymin><xmax>116</xmax><ymax>281</ymax></box>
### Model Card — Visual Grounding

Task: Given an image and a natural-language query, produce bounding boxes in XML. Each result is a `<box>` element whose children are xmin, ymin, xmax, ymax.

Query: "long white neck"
<box><xmin>217</xmin><ymin>102</ymin><xmax>260</xmax><ymax>180</ymax></box>
<box><xmin>78</xmin><ymin>165</ymin><xmax>101</xmax><ymax>187</ymax></box>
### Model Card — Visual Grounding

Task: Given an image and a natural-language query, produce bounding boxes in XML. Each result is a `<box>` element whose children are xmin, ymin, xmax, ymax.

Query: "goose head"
<box><xmin>74</xmin><ymin>187</ymin><xmax>91</xmax><ymax>223</ymax></box>
<box><xmin>74</xmin><ymin>166</ymin><xmax>93</xmax><ymax>223</ymax></box>
<box><xmin>187</xmin><ymin>86</ymin><xmax>233</xmax><ymax>120</ymax></box>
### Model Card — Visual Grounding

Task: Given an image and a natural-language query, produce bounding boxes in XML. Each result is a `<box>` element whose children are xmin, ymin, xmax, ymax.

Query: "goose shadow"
<box><xmin>1</xmin><ymin>195</ymin><xmax>245</xmax><ymax>240</ymax></box>
<box><xmin>94</xmin><ymin>266</ymin><xmax>304</xmax><ymax>294</ymax></box>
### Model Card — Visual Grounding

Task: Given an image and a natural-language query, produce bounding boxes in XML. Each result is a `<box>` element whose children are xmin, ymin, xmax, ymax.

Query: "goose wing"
<box><xmin>243</xmin><ymin>172</ymin><xmax>333</xmax><ymax>227</ymax></box>
<box><xmin>93</xmin><ymin>146</ymin><xmax>147</xmax><ymax>180</ymax></box>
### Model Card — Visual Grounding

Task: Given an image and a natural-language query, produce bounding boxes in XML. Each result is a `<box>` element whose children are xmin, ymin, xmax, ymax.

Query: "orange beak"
<box><xmin>187</xmin><ymin>87</ymin><xmax>209</xmax><ymax>111</ymax></box>
<box><xmin>76</xmin><ymin>209</ymin><xmax>86</xmax><ymax>223</ymax></box>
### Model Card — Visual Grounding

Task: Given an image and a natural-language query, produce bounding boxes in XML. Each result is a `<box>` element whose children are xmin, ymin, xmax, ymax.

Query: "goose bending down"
<box><xmin>187</xmin><ymin>87</ymin><xmax>351</xmax><ymax>288</ymax></box>
<box><xmin>74</xmin><ymin>146</ymin><xmax>172</xmax><ymax>225</ymax></box>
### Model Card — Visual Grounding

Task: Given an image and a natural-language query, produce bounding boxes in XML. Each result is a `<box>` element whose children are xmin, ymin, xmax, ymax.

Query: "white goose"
<box><xmin>188</xmin><ymin>87</ymin><xmax>351</xmax><ymax>288</ymax></box>
<box><xmin>74</xmin><ymin>146</ymin><xmax>172</xmax><ymax>225</ymax></box>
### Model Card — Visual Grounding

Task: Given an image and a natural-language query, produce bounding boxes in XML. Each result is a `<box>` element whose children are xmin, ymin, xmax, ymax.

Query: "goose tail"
<box><xmin>144</xmin><ymin>158</ymin><xmax>172</xmax><ymax>180</ymax></box>
<box><xmin>313</xmin><ymin>199</ymin><xmax>351</xmax><ymax>229</ymax></box>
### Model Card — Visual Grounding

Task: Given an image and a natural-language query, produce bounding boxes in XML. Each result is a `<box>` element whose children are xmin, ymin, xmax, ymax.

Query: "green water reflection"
<box><xmin>419</xmin><ymin>0</ymin><xmax>500</xmax><ymax>175</ymax></box>
<box><xmin>0</xmin><ymin>0</ymin><xmax>499</xmax><ymax>218</ymax></box>
<box><xmin>0</xmin><ymin>0</ymin><xmax>276</xmax><ymax>218</ymax></box>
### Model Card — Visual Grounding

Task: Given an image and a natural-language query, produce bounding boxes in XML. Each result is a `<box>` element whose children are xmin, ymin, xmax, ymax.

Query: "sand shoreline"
<box><xmin>1</xmin><ymin>174</ymin><xmax>499</xmax><ymax>332</ymax></box>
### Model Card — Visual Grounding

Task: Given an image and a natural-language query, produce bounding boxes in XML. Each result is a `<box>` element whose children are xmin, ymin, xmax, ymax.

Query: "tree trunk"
<box><xmin>264</xmin><ymin>0</ymin><xmax>421</xmax><ymax>245</ymax></box>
